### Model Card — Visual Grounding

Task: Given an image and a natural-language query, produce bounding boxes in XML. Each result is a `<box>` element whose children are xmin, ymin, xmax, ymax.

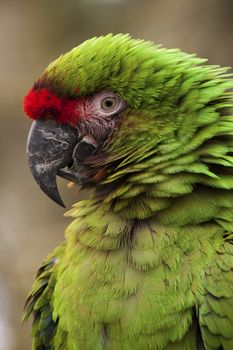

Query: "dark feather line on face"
<box><xmin>79</xmin><ymin>117</ymin><xmax>117</xmax><ymax>146</ymax></box>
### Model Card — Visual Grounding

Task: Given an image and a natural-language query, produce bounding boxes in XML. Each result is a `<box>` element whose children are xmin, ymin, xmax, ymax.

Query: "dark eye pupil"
<box><xmin>105</xmin><ymin>99</ymin><xmax>113</xmax><ymax>107</ymax></box>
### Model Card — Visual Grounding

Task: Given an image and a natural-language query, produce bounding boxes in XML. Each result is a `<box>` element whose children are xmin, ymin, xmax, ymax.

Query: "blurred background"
<box><xmin>1</xmin><ymin>0</ymin><xmax>233</xmax><ymax>348</ymax></box>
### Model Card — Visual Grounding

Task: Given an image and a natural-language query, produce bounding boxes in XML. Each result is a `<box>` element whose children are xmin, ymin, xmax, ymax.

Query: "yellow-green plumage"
<box><xmin>24</xmin><ymin>34</ymin><xmax>233</xmax><ymax>349</ymax></box>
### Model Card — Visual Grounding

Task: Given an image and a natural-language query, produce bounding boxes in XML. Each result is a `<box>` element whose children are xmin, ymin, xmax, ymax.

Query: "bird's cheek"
<box><xmin>75</xmin><ymin>98</ymin><xmax>90</xmax><ymax>120</ymax></box>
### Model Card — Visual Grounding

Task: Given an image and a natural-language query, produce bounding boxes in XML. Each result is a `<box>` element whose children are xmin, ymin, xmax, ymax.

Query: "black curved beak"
<box><xmin>27</xmin><ymin>119</ymin><xmax>79</xmax><ymax>207</ymax></box>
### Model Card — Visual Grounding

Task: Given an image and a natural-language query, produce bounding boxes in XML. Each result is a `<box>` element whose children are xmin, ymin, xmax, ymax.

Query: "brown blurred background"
<box><xmin>0</xmin><ymin>0</ymin><xmax>233</xmax><ymax>349</ymax></box>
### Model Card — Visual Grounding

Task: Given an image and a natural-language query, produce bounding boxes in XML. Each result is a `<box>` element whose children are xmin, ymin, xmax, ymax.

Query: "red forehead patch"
<box><xmin>23</xmin><ymin>88</ymin><xmax>80</xmax><ymax>124</ymax></box>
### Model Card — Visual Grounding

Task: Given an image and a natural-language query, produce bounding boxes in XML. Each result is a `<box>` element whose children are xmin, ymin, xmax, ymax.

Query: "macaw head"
<box><xmin>24</xmin><ymin>34</ymin><xmax>233</xmax><ymax>212</ymax></box>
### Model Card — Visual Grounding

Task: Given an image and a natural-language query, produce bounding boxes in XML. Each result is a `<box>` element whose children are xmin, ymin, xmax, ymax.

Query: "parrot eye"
<box><xmin>101</xmin><ymin>97</ymin><xmax>117</xmax><ymax>111</ymax></box>
<box><xmin>92</xmin><ymin>91</ymin><xmax>127</xmax><ymax>117</ymax></box>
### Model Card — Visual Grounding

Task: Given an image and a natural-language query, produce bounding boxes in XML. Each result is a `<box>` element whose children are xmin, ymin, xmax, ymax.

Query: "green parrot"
<box><xmin>23</xmin><ymin>34</ymin><xmax>233</xmax><ymax>350</ymax></box>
